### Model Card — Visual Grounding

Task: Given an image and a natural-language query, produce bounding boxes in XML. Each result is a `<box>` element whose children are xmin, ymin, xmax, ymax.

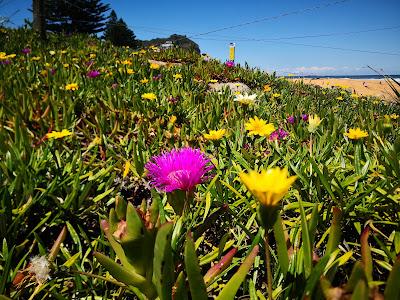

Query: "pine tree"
<box><xmin>45</xmin><ymin>0</ymin><xmax>110</xmax><ymax>34</ymax></box>
<box><xmin>103</xmin><ymin>10</ymin><xmax>138</xmax><ymax>47</ymax></box>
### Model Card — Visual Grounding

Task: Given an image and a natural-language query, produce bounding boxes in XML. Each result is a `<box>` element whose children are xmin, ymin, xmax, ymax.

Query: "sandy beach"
<box><xmin>289</xmin><ymin>78</ymin><xmax>398</xmax><ymax>101</ymax></box>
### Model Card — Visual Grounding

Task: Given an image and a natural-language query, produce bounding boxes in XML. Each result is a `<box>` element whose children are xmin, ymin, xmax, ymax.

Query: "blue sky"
<box><xmin>2</xmin><ymin>0</ymin><xmax>400</xmax><ymax>75</ymax></box>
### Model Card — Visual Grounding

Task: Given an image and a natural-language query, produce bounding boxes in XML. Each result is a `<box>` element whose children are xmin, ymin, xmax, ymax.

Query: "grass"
<box><xmin>0</xmin><ymin>27</ymin><xmax>399</xmax><ymax>299</ymax></box>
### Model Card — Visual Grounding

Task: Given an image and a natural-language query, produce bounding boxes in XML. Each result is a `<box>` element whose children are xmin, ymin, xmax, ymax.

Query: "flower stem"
<box><xmin>265</xmin><ymin>230</ymin><xmax>274</xmax><ymax>300</ymax></box>
<box><xmin>309</xmin><ymin>133</ymin><xmax>313</xmax><ymax>176</ymax></box>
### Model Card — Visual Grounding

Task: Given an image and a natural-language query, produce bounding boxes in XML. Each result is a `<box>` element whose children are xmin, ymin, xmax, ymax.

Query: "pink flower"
<box><xmin>287</xmin><ymin>116</ymin><xmax>295</xmax><ymax>124</ymax></box>
<box><xmin>225</xmin><ymin>60</ymin><xmax>235</xmax><ymax>68</ymax></box>
<box><xmin>269</xmin><ymin>128</ymin><xmax>289</xmax><ymax>141</ymax></box>
<box><xmin>22</xmin><ymin>48</ymin><xmax>31</xmax><ymax>54</ymax></box>
<box><xmin>145</xmin><ymin>147</ymin><xmax>214</xmax><ymax>192</ymax></box>
<box><xmin>85</xmin><ymin>60</ymin><xmax>95</xmax><ymax>67</ymax></box>
<box><xmin>153</xmin><ymin>74</ymin><xmax>162</xmax><ymax>80</ymax></box>
<box><xmin>87</xmin><ymin>70</ymin><xmax>100</xmax><ymax>78</ymax></box>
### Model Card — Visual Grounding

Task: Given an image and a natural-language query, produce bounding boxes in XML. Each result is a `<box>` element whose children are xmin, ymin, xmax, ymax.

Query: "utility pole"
<box><xmin>33</xmin><ymin>0</ymin><xmax>46</xmax><ymax>40</ymax></box>
<box><xmin>229</xmin><ymin>43</ymin><xmax>235</xmax><ymax>62</ymax></box>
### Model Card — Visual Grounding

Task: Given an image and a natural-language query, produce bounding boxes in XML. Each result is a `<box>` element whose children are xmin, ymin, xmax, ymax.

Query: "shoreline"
<box><xmin>288</xmin><ymin>78</ymin><xmax>398</xmax><ymax>101</ymax></box>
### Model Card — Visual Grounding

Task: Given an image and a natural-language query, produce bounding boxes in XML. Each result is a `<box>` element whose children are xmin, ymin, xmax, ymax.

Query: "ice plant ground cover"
<box><xmin>0</xmin><ymin>28</ymin><xmax>400</xmax><ymax>299</ymax></box>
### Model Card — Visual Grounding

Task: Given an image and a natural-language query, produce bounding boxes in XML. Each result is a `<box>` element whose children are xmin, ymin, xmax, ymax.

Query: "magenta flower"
<box><xmin>153</xmin><ymin>74</ymin><xmax>162</xmax><ymax>81</ymax></box>
<box><xmin>301</xmin><ymin>114</ymin><xmax>309</xmax><ymax>122</ymax></box>
<box><xmin>287</xmin><ymin>116</ymin><xmax>295</xmax><ymax>124</ymax></box>
<box><xmin>22</xmin><ymin>48</ymin><xmax>31</xmax><ymax>54</ymax></box>
<box><xmin>145</xmin><ymin>147</ymin><xmax>214</xmax><ymax>192</ymax></box>
<box><xmin>168</xmin><ymin>96</ymin><xmax>179</xmax><ymax>104</ymax></box>
<box><xmin>225</xmin><ymin>60</ymin><xmax>235</xmax><ymax>68</ymax></box>
<box><xmin>87</xmin><ymin>70</ymin><xmax>101</xmax><ymax>78</ymax></box>
<box><xmin>269</xmin><ymin>128</ymin><xmax>289</xmax><ymax>141</ymax></box>
<box><xmin>85</xmin><ymin>60</ymin><xmax>95</xmax><ymax>67</ymax></box>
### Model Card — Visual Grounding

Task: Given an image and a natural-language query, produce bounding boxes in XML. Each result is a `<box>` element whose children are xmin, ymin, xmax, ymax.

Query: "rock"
<box><xmin>148</xmin><ymin>59</ymin><xmax>182</xmax><ymax>67</ymax></box>
<box><xmin>208</xmin><ymin>82</ymin><xmax>250</xmax><ymax>94</ymax></box>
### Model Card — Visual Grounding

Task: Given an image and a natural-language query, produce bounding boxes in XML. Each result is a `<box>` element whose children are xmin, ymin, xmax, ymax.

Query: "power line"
<box><xmin>256</xmin><ymin>40</ymin><xmax>400</xmax><ymax>56</ymax></box>
<box><xmin>62</xmin><ymin>0</ymin><xmax>352</xmax><ymax>43</ymax></box>
<box><xmin>130</xmin><ymin>24</ymin><xmax>400</xmax><ymax>41</ymax></box>
<box><xmin>184</xmin><ymin>0</ymin><xmax>351</xmax><ymax>39</ymax></box>
<box><xmin>134</xmin><ymin>26</ymin><xmax>400</xmax><ymax>56</ymax></box>
<box><xmin>35</xmin><ymin>0</ymin><xmax>400</xmax><ymax>56</ymax></box>
<box><xmin>135</xmin><ymin>25</ymin><xmax>400</xmax><ymax>42</ymax></box>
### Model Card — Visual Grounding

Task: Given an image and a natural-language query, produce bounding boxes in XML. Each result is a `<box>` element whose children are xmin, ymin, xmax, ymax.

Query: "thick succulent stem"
<box><xmin>265</xmin><ymin>231</ymin><xmax>274</xmax><ymax>300</ymax></box>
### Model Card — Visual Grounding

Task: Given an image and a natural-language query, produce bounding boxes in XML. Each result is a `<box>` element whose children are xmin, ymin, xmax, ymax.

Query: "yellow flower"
<box><xmin>126</xmin><ymin>68</ymin><xmax>135</xmax><ymax>74</ymax></box>
<box><xmin>209</xmin><ymin>79</ymin><xmax>218</xmax><ymax>83</ymax></box>
<box><xmin>63</xmin><ymin>63</ymin><xmax>69</xmax><ymax>68</ymax></box>
<box><xmin>204</xmin><ymin>129</ymin><xmax>226</xmax><ymax>141</ymax></box>
<box><xmin>344</xmin><ymin>128</ymin><xmax>368</xmax><ymax>140</ymax></box>
<box><xmin>0</xmin><ymin>52</ymin><xmax>13</xmax><ymax>59</ymax></box>
<box><xmin>87</xmin><ymin>136</ymin><xmax>101</xmax><ymax>149</ymax></box>
<box><xmin>121</xmin><ymin>60</ymin><xmax>132</xmax><ymax>65</ymax></box>
<box><xmin>90</xmin><ymin>53</ymin><xmax>96</xmax><ymax>59</ymax></box>
<box><xmin>140</xmin><ymin>49</ymin><xmax>146</xmax><ymax>54</ymax></box>
<box><xmin>72</xmin><ymin>57</ymin><xmax>79</xmax><ymax>62</ymax></box>
<box><xmin>150</xmin><ymin>62</ymin><xmax>160</xmax><ymax>69</ymax></box>
<box><xmin>46</xmin><ymin>129</ymin><xmax>73</xmax><ymax>139</ymax></box>
<box><xmin>31</xmin><ymin>56</ymin><xmax>41</xmax><ymax>61</ymax></box>
<box><xmin>40</xmin><ymin>70</ymin><xmax>48</xmax><ymax>76</ymax></box>
<box><xmin>240</xmin><ymin>167</ymin><xmax>297</xmax><ymax>207</ymax></box>
<box><xmin>61</xmin><ymin>50</ymin><xmax>67</xmax><ymax>54</ymax></box>
<box><xmin>173</xmin><ymin>73</ymin><xmax>183</xmax><ymax>80</ymax></box>
<box><xmin>308</xmin><ymin>115</ymin><xmax>321</xmax><ymax>133</ymax></box>
<box><xmin>169</xmin><ymin>115</ymin><xmax>177</xmax><ymax>124</ymax></box>
<box><xmin>271</xmin><ymin>93</ymin><xmax>281</xmax><ymax>98</ymax></box>
<box><xmin>336</xmin><ymin>96</ymin><xmax>343</xmax><ymax>101</ymax></box>
<box><xmin>263</xmin><ymin>85</ymin><xmax>272</xmax><ymax>92</ymax></box>
<box><xmin>44</xmin><ymin>63</ymin><xmax>51</xmax><ymax>67</ymax></box>
<box><xmin>140</xmin><ymin>78</ymin><xmax>149</xmax><ymax>84</ymax></box>
<box><xmin>390</xmin><ymin>114</ymin><xmax>399</xmax><ymax>120</ymax></box>
<box><xmin>141</xmin><ymin>93</ymin><xmax>157</xmax><ymax>100</ymax></box>
<box><xmin>49</xmin><ymin>50</ymin><xmax>56</xmax><ymax>56</ymax></box>
<box><xmin>65</xmin><ymin>83</ymin><xmax>79</xmax><ymax>91</ymax></box>
<box><xmin>245</xmin><ymin>117</ymin><xmax>275</xmax><ymax>137</ymax></box>
<box><xmin>351</xmin><ymin>93</ymin><xmax>359</xmax><ymax>99</ymax></box>
<box><xmin>123</xmin><ymin>160</ymin><xmax>131</xmax><ymax>177</ymax></box>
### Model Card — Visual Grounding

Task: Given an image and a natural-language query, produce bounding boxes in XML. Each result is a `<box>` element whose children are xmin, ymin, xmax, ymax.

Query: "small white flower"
<box><xmin>28</xmin><ymin>256</ymin><xmax>50</xmax><ymax>283</ymax></box>
<box><xmin>234</xmin><ymin>93</ymin><xmax>258</xmax><ymax>105</ymax></box>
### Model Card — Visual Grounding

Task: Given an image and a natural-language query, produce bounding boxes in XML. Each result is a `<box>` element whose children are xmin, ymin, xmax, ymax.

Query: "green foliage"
<box><xmin>0</xmin><ymin>28</ymin><xmax>399</xmax><ymax>299</ymax></box>
<box><xmin>103</xmin><ymin>10</ymin><xmax>138</xmax><ymax>48</ymax></box>
<box><xmin>45</xmin><ymin>0</ymin><xmax>110</xmax><ymax>34</ymax></box>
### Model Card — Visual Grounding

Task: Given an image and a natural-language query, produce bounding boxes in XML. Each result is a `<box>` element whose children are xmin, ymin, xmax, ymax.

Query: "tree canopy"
<box><xmin>45</xmin><ymin>0</ymin><xmax>110</xmax><ymax>34</ymax></box>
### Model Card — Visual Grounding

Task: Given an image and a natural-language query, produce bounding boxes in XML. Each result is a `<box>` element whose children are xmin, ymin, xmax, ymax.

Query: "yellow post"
<box><xmin>229</xmin><ymin>43</ymin><xmax>235</xmax><ymax>61</ymax></box>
